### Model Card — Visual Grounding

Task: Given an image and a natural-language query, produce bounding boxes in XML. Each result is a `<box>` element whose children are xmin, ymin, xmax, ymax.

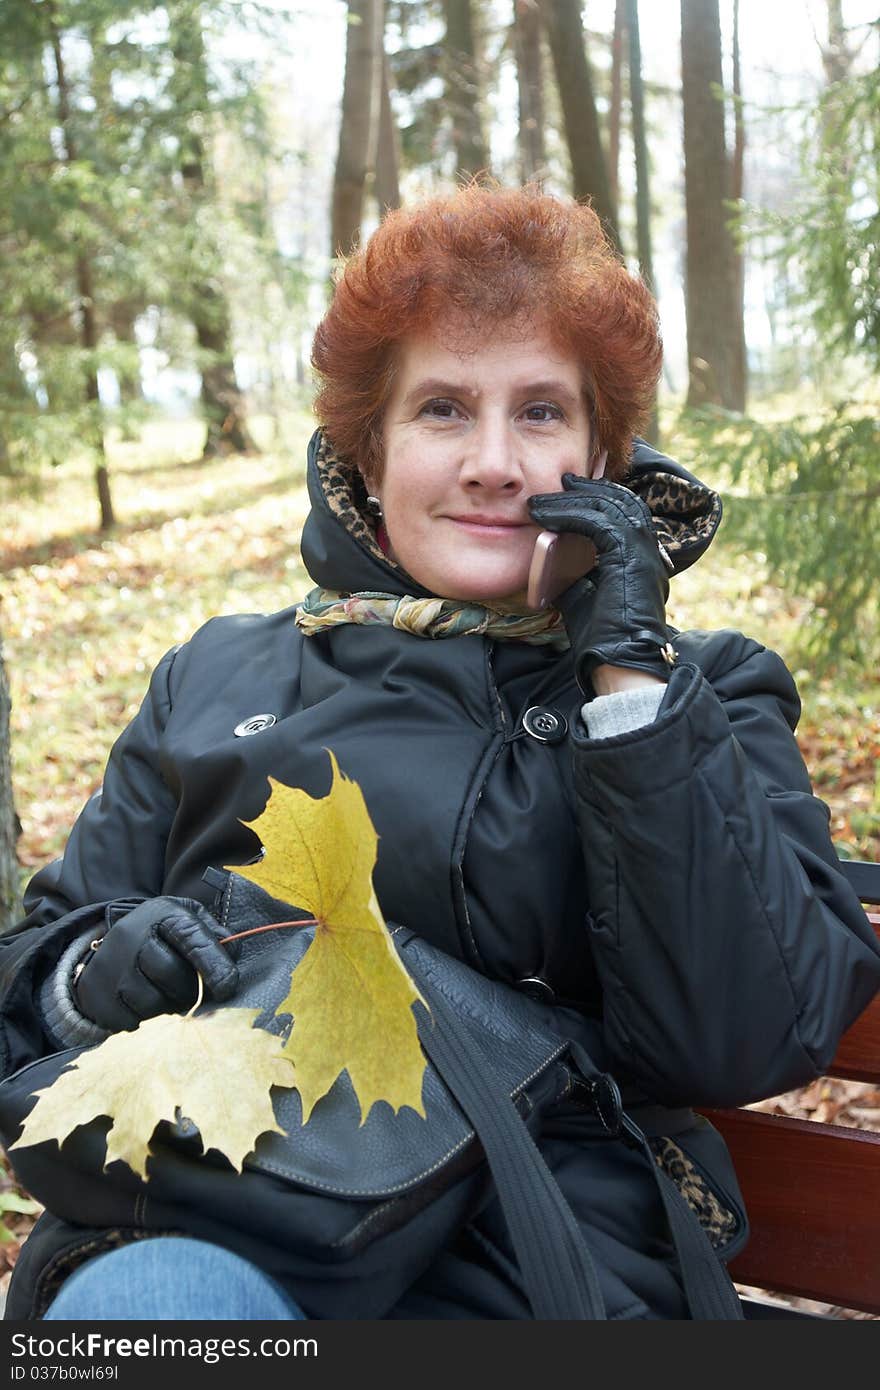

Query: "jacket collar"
<box><xmin>627</xmin><ymin>439</ymin><xmax>723</xmax><ymax>575</ymax></box>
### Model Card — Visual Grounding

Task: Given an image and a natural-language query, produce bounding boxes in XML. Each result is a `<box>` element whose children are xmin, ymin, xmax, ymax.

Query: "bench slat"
<box><xmin>840</xmin><ymin>861</ymin><xmax>880</xmax><ymax>906</ymax></box>
<box><xmin>826</xmin><ymin>912</ymin><xmax>880</xmax><ymax>1082</ymax></box>
<box><xmin>702</xmin><ymin>1106</ymin><xmax>880</xmax><ymax>1314</ymax></box>
<box><xmin>827</xmin><ymin>996</ymin><xmax>880</xmax><ymax>1082</ymax></box>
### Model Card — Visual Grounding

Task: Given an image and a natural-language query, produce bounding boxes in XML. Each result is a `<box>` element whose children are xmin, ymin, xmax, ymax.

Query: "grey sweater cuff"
<box><xmin>40</xmin><ymin>930</ymin><xmax>111</xmax><ymax>1050</ymax></box>
<box><xmin>581</xmin><ymin>685</ymin><xmax>665</xmax><ymax>740</ymax></box>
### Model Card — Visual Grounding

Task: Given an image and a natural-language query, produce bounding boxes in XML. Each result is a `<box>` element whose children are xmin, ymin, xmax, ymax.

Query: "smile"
<box><xmin>448</xmin><ymin>517</ymin><xmax>528</xmax><ymax>536</ymax></box>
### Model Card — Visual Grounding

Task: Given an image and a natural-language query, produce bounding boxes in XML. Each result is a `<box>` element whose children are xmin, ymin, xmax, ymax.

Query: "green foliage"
<box><xmin>676</xmin><ymin>406</ymin><xmax>880</xmax><ymax>672</ymax></box>
<box><xmin>692</xmin><ymin>59</ymin><xmax>880</xmax><ymax>675</ymax></box>
<box><xmin>745</xmin><ymin>66</ymin><xmax>880</xmax><ymax>367</ymax></box>
<box><xmin>0</xmin><ymin>1</ymin><xmax>303</xmax><ymax>474</ymax></box>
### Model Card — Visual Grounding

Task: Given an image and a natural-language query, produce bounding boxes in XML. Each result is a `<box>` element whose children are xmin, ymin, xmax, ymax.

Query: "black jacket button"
<box><xmin>516</xmin><ymin>976</ymin><xmax>557</xmax><ymax>1004</ymax></box>
<box><xmin>522</xmin><ymin>707</ymin><xmax>568</xmax><ymax>744</ymax></box>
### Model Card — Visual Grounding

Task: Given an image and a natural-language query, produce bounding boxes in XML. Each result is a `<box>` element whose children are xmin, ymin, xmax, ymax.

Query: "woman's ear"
<box><xmin>588</xmin><ymin>448</ymin><xmax>608</xmax><ymax>480</ymax></box>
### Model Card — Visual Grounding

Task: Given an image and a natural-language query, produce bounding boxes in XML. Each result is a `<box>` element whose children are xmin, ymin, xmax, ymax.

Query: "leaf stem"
<box><xmin>218</xmin><ymin>919</ymin><xmax>319</xmax><ymax>945</ymax></box>
<box><xmin>187</xmin><ymin>972</ymin><xmax>205</xmax><ymax>1018</ymax></box>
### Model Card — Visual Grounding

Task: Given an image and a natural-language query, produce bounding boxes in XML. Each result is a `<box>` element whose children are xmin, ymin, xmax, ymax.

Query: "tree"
<box><xmin>680</xmin><ymin>48</ymin><xmax>880</xmax><ymax>669</ymax></box>
<box><xmin>539</xmin><ymin>0</ymin><xmax>619</xmax><ymax>247</ymax></box>
<box><xmin>332</xmin><ymin>0</ymin><xmax>384</xmax><ymax>260</ymax></box>
<box><xmin>820</xmin><ymin>0</ymin><xmax>854</xmax><ymax>85</ymax></box>
<box><xmin>608</xmin><ymin>0</ymin><xmax>624</xmax><ymax>207</ymax></box>
<box><xmin>624</xmin><ymin>0</ymin><xmax>657</xmax><ymax>442</ymax></box>
<box><xmin>731</xmin><ymin>0</ymin><xmax>745</xmax><ymax>373</ymax></box>
<box><xmin>443</xmin><ymin>0</ymin><xmax>489</xmax><ymax>179</ymax></box>
<box><xmin>0</xmin><ymin>330</ymin><xmax>31</xmax><ymax>476</ymax></box>
<box><xmin>45</xmin><ymin>1</ymin><xmax>115</xmax><ymax>528</ymax></box>
<box><xmin>513</xmin><ymin>0</ymin><xmax>546</xmax><ymax>183</ymax></box>
<box><xmin>167</xmin><ymin>1</ymin><xmax>257</xmax><ymax>458</ymax></box>
<box><xmin>0</xmin><ymin>0</ymin><xmax>135</xmax><ymax>519</ymax></box>
<box><xmin>0</xmin><ymin>0</ymin><xmax>280</xmax><ymax>480</ymax></box>
<box><xmin>0</xmin><ymin>634</ymin><xmax>20</xmax><ymax>933</ymax></box>
<box><xmin>680</xmin><ymin>0</ymin><xmax>747</xmax><ymax>410</ymax></box>
<box><xmin>0</xmin><ymin>1</ymin><xmax>142</xmax><ymax>484</ymax></box>
<box><xmin>375</xmin><ymin>49</ymin><xmax>402</xmax><ymax>212</ymax></box>
<box><xmin>0</xmin><ymin>11</ymin><xmax>48</xmax><ymax>473</ymax></box>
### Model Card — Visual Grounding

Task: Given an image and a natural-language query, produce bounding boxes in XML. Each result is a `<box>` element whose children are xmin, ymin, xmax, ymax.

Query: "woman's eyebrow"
<box><xmin>400</xmin><ymin>377</ymin><xmax>583</xmax><ymax>408</ymax></box>
<box><xmin>400</xmin><ymin>377</ymin><xmax>479</xmax><ymax>407</ymax></box>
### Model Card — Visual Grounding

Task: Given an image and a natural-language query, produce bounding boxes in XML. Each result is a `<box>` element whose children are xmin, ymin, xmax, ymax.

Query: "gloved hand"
<box><xmin>528</xmin><ymin>473</ymin><xmax>675</xmax><ymax>690</ymax></box>
<box><xmin>75</xmin><ymin>896</ymin><xmax>238</xmax><ymax>1032</ymax></box>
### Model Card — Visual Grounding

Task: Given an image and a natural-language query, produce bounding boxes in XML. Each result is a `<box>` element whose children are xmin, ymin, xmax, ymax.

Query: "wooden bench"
<box><xmin>701</xmin><ymin>858</ymin><xmax>880</xmax><ymax>1318</ymax></box>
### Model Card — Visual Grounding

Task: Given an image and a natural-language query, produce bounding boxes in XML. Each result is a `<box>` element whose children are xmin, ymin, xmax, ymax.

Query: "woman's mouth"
<box><xmin>448</xmin><ymin>516</ymin><xmax>529</xmax><ymax>537</ymax></box>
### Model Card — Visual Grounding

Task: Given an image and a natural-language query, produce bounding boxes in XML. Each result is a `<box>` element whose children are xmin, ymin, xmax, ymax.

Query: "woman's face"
<box><xmin>377</xmin><ymin>326</ymin><xmax>593</xmax><ymax>604</ymax></box>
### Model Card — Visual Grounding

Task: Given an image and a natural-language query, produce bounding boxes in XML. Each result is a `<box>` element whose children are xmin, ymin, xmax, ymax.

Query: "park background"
<box><xmin>0</xmin><ymin>0</ymin><xmax>878</xmax><ymax>1312</ymax></box>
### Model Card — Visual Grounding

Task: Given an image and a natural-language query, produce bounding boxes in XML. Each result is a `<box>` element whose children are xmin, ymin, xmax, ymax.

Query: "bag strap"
<box><xmin>622</xmin><ymin>1114</ymin><xmax>745</xmax><ymax>1319</ymax></box>
<box><xmin>569</xmin><ymin>1041</ymin><xmax>745</xmax><ymax>1321</ymax></box>
<box><xmin>419</xmin><ymin>991</ymin><xmax>744</xmax><ymax>1321</ymax></box>
<box><xmin>417</xmin><ymin>990</ymin><xmax>607</xmax><ymax>1319</ymax></box>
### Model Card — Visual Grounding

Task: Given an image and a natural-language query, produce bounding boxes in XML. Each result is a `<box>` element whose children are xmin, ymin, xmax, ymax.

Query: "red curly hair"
<box><xmin>311</xmin><ymin>183</ymin><xmax>662</xmax><ymax>484</ymax></box>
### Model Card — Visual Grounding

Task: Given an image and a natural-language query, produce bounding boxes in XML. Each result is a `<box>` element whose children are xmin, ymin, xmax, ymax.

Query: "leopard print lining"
<box><xmin>317</xmin><ymin>433</ymin><xmax>392</xmax><ymax>567</ymax></box>
<box><xmin>628</xmin><ymin>474</ymin><xmax>722</xmax><ymax>562</ymax></box>
<box><xmin>316</xmin><ymin>433</ymin><xmax>721</xmax><ymax>572</ymax></box>
<box><xmin>648</xmin><ymin>1136</ymin><xmax>738</xmax><ymax>1252</ymax></box>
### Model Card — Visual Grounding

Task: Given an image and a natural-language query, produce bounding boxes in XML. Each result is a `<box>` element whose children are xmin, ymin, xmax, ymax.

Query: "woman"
<box><xmin>2</xmin><ymin>184</ymin><xmax>879</xmax><ymax>1321</ymax></box>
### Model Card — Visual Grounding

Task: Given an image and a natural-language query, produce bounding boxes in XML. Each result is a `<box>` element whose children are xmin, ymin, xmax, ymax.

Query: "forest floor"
<box><xmin>1</xmin><ymin>413</ymin><xmax>879</xmax><ymax>1316</ymax></box>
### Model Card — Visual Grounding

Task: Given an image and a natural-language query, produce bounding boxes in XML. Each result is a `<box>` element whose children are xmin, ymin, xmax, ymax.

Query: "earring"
<box><xmin>366</xmin><ymin>495</ymin><xmax>383</xmax><ymax>518</ymax></box>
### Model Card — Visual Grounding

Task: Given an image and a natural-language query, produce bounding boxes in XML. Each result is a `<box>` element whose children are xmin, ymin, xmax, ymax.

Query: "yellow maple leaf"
<box><xmin>227</xmin><ymin>751</ymin><xmax>427</xmax><ymax>1123</ymax></box>
<box><xmin>12</xmin><ymin>1010</ymin><xmax>296</xmax><ymax>1181</ymax></box>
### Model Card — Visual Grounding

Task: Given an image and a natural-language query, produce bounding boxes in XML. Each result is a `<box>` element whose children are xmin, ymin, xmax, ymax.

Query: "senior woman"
<box><xmin>2</xmin><ymin>185</ymin><xmax>879</xmax><ymax>1323</ymax></box>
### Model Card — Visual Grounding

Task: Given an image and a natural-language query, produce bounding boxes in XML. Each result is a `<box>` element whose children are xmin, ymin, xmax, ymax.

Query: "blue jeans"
<box><xmin>43</xmin><ymin>1237</ymin><xmax>307</xmax><ymax>1321</ymax></box>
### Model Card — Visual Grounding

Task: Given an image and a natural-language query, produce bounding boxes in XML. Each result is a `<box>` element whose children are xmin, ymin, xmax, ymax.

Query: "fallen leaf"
<box><xmin>13</xmin><ymin>1010</ymin><xmax>296</xmax><ymax>1180</ymax></box>
<box><xmin>228</xmin><ymin>752</ymin><xmax>427</xmax><ymax>1123</ymax></box>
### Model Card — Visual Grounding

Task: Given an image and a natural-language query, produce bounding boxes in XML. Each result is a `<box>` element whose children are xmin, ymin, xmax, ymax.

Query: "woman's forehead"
<box><xmin>391</xmin><ymin>323</ymin><xmax>586</xmax><ymax>393</ymax></box>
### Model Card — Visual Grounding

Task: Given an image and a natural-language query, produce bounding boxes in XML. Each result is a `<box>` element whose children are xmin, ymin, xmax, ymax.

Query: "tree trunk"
<box><xmin>46</xmin><ymin>3</ymin><xmax>116</xmax><ymax>527</ymax></box>
<box><xmin>0</xmin><ymin>332</ymin><xmax>30</xmax><ymax>476</ymax></box>
<box><xmin>539</xmin><ymin>0</ymin><xmax>619</xmax><ymax>248</ymax></box>
<box><xmin>731</xmin><ymin>0</ymin><xmax>745</xmax><ymax>389</ymax></box>
<box><xmin>625</xmin><ymin>0</ymin><xmax>657</xmax><ymax>443</ymax></box>
<box><xmin>513</xmin><ymin>0</ymin><xmax>546</xmax><ymax>183</ymax></box>
<box><xmin>332</xmin><ymin>0</ymin><xmax>383</xmax><ymax>258</ymax></box>
<box><xmin>0</xmin><ymin>635</ymin><xmax>21</xmax><ymax>933</ymax></box>
<box><xmin>608</xmin><ymin>0</ymin><xmax>625</xmax><ymax>209</ymax></box>
<box><xmin>730</xmin><ymin>0</ymin><xmax>744</xmax><ymax>207</ymax></box>
<box><xmin>822</xmin><ymin>0</ymin><xmax>852</xmax><ymax>84</ymax></box>
<box><xmin>680</xmin><ymin>0</ymin><xmax>746</xmax><ymax>410</ymax></box>
<box><xmin>819</xmin><ymin>0</ymin><xmax>854</xmax><ymax>175</ymax></box>
<box><xmin>169</xmin><ymin>2</ymin><xmax>257</xmax><ymax>458</ymax></box>
<box><xmin>375</xmin><ymin>50</ymin><xmax>401</xmax><ymax>212</ymax></box>
<box><xmin>443</xmin><ymin>0</ymin><xmax>490</xmax><ymax>179</ymax></box>
<box><xmin>195</xmin><ymin>284</ymin><xmax>255</xmax><ymax>458</ymax></box>
<box><xmin>109</xmin><ymin>301</ymin><xmax>144</xmax><ymax>406</ymax></box>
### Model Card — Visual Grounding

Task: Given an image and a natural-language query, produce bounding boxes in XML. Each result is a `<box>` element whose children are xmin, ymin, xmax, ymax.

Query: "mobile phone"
<box><xmin>526</xmin><ymin>531</ymin><xmax>597</xmax><ymax>610</ymax></box>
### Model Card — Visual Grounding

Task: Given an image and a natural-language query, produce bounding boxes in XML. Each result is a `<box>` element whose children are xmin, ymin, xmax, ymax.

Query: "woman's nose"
<box><xmin>458</xmin><ymin>416</ymin><xmax>525</xmax><ymax>491</ymax></box>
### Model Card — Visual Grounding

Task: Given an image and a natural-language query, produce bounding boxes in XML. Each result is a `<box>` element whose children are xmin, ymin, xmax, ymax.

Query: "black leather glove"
<box><xmin>528</xmin><ymin>473</ymin><xmax>675</xmax><ymax>690</ymax></box>
<box><xmin>75</xmin><ymin>896</ymin><xmax>239</xmax><ymax>1032</ymax></box>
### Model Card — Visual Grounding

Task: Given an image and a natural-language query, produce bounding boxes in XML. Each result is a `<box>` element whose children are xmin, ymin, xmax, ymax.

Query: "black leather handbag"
<box><xmin>0</xmin><ymin>872</ymin><xmax>744</xmax><ymax>1320</ymax></box>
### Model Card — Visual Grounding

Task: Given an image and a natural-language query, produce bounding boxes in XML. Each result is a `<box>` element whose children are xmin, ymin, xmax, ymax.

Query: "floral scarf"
<box><xmin>295</xmin><ymin>588</ymin><xmax>570</xmax><ymax>649</ymax></box>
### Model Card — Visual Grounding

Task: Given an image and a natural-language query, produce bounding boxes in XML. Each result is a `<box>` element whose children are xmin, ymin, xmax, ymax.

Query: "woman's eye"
<box><xmin>420</xmin><ymin>398</ymin><xmax>461</xmax><ymax>419</ymax></box>
<box><xmin>521</xmin><ymin>403</ymin><xmax>563</xmax><ymax>423</ymax></box>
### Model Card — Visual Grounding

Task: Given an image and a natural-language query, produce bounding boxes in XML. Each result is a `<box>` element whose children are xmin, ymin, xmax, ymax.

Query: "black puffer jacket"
<box><xmin>2</xmin><ymin>431</ymin><xmax>879</xmax><ymax>1319</ymax></box>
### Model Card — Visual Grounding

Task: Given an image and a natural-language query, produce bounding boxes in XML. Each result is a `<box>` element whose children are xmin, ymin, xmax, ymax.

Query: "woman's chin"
<box><xmin>438</xmin><ymin>579</ymin><xmax>531</xmax><ymax>608</ymax></box>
